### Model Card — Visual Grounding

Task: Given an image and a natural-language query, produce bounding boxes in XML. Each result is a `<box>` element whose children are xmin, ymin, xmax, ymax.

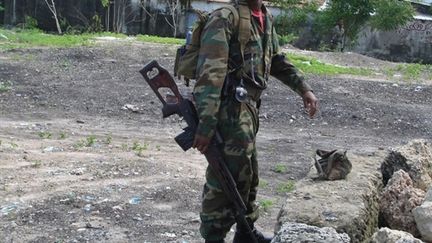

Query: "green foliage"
<box><xmin>277</xmin><ymin>180</ymin><xmax>295</xmax><ymax>193</ymax></box>
<box><xmin>278</xmin><ymin>34</ymin><xmax>298</xmax><ymax>46</ymax></box>
<box><xmin>274</xmin><ymin>1</ymin><xmax>319</xmax><ymax>36</ymax></box>
<box><xmin>136</xmin><ymin>34</ymin><xmax>184</xmax><ymax>45</ymax></box>
<box><xmin>259</xmin><ymin>199</ymin><xmax>274</xmax><ymax>212</ymax></box>
<box><xmin>286</xmin><ymin>53</ymin><xmax>372</xmax><ymax>76</ymax></box>
<box><xmin>273</xmin><ymin>164</ymin><xmax>287</xmax><ymax>173</ymax></box>
<box><xmin>105</xmin><ymin>134</ymin><xmax>112</xmax><ymax>144</ymax></box>
<box><xmin>132</xmin><ymin>141</ymin><xmax>148</xmax><ymax>156</ymax></box>
<box><xmin>38</xmin><ymin>131</ymin><xmax>52</xmax><ymax>139</ymax></box>
<box><xmin>59</xmin><ymin>132</ymin><xmax>67</xmax><ymax>139</ymax></box>
<box><xmin>320</xmin><ymin>0</ymin><xmax>414</xmax><ymax>41</ymax></box>
<box><xmin>0</xmin><ymin>4</ymin><xmax>4</xmax><ymax>12</ymax></box>
<box><xmin>387</xmin><ymin>63</ymin><xmax>432</xmax><ymax>81</ymax></box>
<box><xmin>74</xmin><ymin>135</ymin><xmax>97</xmax><ymax>148</ymax></box>
<box><xmin>369</xmin><ymin>0</ymin><xmax>414</xmax><ymax>31</ymax></box>
<box><xmin>0</xmin><ymin>28</ymin><xmax>183</xmax><ymax>50</ymax></box>
<box><xmin>24</xmin><ymin>16</ymin><xmax>38</xmax><ymax>29</ymax></box>
<box><xmin>100</xmin><ymin>0</ymin><xmax>110</xmax><ymax>8</ymax></box>
<box><xmin>0</xmin><ymin>28</ymin><xmax>128</xmax><ymax>49</ymax></box>
<box><xmin>0</xmin><ymin>81</ymin><xmax>13</xmax><ymax>93</ymax></box>
<box><xmin>86</xmin><ymin>135</ymin><xmax>97</xmax><ymax>147</ymax></box>
<box><xmin>89</xmin><ymin>14</ymin><xmax>104</xmax><ymax>33</ymax></box>
<box><xmin>258</xmin><ymin>179</ymin><xmax>269</xmax><ymax>188</ymax></box>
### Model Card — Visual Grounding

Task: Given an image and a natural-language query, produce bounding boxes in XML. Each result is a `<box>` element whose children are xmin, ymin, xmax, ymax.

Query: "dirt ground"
<box><xmin>0</xmin><ymin>39</ymin><xmax>431</xmax><ymax>243</ymax></box>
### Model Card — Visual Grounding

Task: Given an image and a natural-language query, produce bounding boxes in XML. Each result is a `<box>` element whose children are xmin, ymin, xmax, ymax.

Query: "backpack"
<box><xmin>174</xmin><ymin>4</ymin><xmax>251</xmax><ymax>86</ymax></box>
<box><xmin>314</xmin><ymin>149</ymin><xmax>352</xmax><ymax>180</ymax></box>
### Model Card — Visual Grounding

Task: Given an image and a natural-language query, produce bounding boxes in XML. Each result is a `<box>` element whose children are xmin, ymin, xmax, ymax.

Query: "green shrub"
<box><xmin>278</xmin><ymin>34</ymin><xmax>298</xmax><ymax>46</ymax></box>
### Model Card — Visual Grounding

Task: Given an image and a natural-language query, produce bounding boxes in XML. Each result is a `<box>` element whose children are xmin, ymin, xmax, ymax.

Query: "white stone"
<box><xmin>370</xmin><ymin>227</ymin><xmax>423</xmax><ymax>243</ymax></box>
<box><xmin>413</xmin><ymin>202</ymin><xmax>432</xmax><ymax>242</ymax></box>
<box><xmin>272</xmin><ymin>222</ymin><xmax>350</xmax><ymax>243</ymax></box>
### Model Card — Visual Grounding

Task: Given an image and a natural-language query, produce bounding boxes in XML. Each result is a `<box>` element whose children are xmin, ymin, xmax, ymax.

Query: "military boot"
<box><xmin>232</xmin><ymin>223</ymin><xmax>272</xmax><ymax>243</ymax></box>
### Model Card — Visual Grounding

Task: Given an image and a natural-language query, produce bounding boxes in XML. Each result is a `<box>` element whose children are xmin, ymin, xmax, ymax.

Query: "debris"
<box><xmin>122</xmin><ymin>104</ymin><xmax>140</xmax><ymax>112</ymax></box>
<box><xmin>1</xmin><ymin>204</ymin><xmax>18</xmax><ymax>216</ymax></box>
<box><xmin>414</xmin><ymin>86</ymin><xmax>422</xmax><ymax>92</ymax></box>
<box><xmin>161</xmin><ymin>232</ymin><xmax>176</xmax><ymax>238</ymax></box>
<box><xmin>129</xmin><ymin>196</ymin><xmax>142</xmax><ymax>205</ymax></box>
<box><xmin>70</xmin><ymin>167</ymin><xmax>86</xmax><ymax>175</ymax></box>
<box><xmin>83</xmin><ymin>204</ymin><xmax>92</xmax><ymax>213</ymax></box>
<box><xmin>43</xmin><ymin>146</ymin><xmax>63</xmax><ymax>153</ymax></box>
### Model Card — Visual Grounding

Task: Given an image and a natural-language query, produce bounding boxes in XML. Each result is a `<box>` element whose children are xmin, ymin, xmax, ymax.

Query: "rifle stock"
<box><xmin>140</xmin><ymin>60</ymin><xmax>258</xmax><ymax>243</ymax></box>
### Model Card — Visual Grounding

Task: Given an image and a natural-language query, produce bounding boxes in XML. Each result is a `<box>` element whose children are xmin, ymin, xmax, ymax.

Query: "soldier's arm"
<box><xmin>269</xmin><ymin>26</ymin><xmax>312</xmax><ymax>96</ymax></box>
<box><xmin>193</xmin><ymin>9</ymin><xmax>235</xmax><ymax>140</ymax></box>
<box><xmin>269</xmin><ymin>26</ymin><xmax>318</xmax><ymax>118</ymax></box>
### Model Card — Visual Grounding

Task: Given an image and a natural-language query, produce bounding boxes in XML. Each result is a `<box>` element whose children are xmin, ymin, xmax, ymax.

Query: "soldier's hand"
<box><xmin>302</xmin><ymin>90</ymin><xmax>318</xmax><ymax>118</ymax></box>
<box><xmin>192</xmin><ymin>134</ymin><xmax>211</xmax><ymax>154</ymax></box>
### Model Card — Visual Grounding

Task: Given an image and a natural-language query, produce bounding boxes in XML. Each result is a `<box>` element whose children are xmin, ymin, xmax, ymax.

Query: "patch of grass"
<box><xmin>9</xmin><ymin>142</ymin><xmax>18</xmax><ymax>148</ymax></box>
<box><xmin>85</xmin><ymin>135</ymin><xmax>97</xmax><ymax>147</ymax></box>
<box><xmin>273</xmin><ymin>164</ymin><xmax>287</xmax><ymax>173</ymax></box>
<box><xmin>105</xmin><ymin>134</ymin><xmax>112</xmax><ymax>144</ymax></box>
<box><xmin>38</xmin><ymin>131</ymin><xmax>52</xmax><ymax>139</ymax></box>
<box><xmin>385</xmin><ymin>63</ymin><xmax>432</xmax><ymax>81</ymax></box>
<box><xmin>121</xmin><ymin>143</ymin><xmax>128</xmax><ymax>151</ymax></box>
<box><xmin>259</xmin><ymin>199</ymin><xmax>274</xmax><ymax>212</ymax></box>
<box><xmin>136</xmin><ymin>34</ymin><xmax>184</xmax><ymax>45</ymax></box>
<box><xmin>74</xmin><ymin>135</ymin><xmax>97</xmax><ymax>148</ymax></box>
<box><xmin>30</xmin><ymin>160</ymin><xmax>42</xmax><ymax>168</ymax></box>
<box><xmin>132</xmin><ymin>141</ymin><xmax>148</xmax><ymax>156</ymax></box>
<box><xmin>0</xmin><ymin>28</ymin><xmax>129</xmax><ymax>49</ymax></box>
<box><xmin>0</xmin><ymin>81</ymin><xmax>12</xmax><ymax>93</ymax></box>
<box><xmin>59</xmin><ymin>132</ymin><xmax>67</xmax><ymax>139</ymax></box>
<box><xmin>1</xmin><ymin>28</ymin><xmax>90</xmax><ymax>49</ymax></box>
<box><xmin>286</xmin><ymin>53</ymin><xmax>373</xmax><ymax>76</ymax></box>
<box><xmin>277</xmin><ymin>180</ymin><xmax>295</xmax><ymax>194</ymax></box>
<box><xmin>156</xmin><ymin>145</ymin><xmax>161</xmax><ymax>151</ymax></box>
<box><xmin>258</xmin><ymin>179</ymin><xmax>269</xmax><ymax>188</ymax></box>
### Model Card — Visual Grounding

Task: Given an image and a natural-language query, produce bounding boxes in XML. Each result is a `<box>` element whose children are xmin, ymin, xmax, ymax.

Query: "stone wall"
<box><xmin>354</xmin><ymin>18</ymin><xmax>432</xmax><ymax>64</ymax></box>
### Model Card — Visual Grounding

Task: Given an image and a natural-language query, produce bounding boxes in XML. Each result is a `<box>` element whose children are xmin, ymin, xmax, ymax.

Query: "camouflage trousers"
<box><xmin>200</xmin><ymin>96</ymin><xmax>260</xmax><ymax>241</ymax></box>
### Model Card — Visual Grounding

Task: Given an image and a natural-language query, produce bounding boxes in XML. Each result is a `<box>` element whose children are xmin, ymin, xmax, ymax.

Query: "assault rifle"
<box><xmin>140</xmin><ymin>60</ymin><xmax>258</xmax><ymax>243</ymax></box>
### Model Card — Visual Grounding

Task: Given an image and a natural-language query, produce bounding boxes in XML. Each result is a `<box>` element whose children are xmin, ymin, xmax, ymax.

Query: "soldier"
<box><xmin>330</xmin><ymin>19</ymin><xmax>345</xmax><ymax>52</ymax></box>
<box><xmin>192</xmin><ymin>0</ymin><xmax>318</xmax><ymax>242</ymax></box>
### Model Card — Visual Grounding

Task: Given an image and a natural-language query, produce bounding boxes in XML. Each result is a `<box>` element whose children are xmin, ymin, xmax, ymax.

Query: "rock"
<box><xmin>424</xmin><ymin>186</ymin><xmax>432</xmax><ymax>202</ymax></box>
<box><xmin>70</xmin><ymin>167</ymin><xmax>86</xmax><ymax>175</ymax></box>
<box><xmin>413</xmin><ymin>187</ymin><xmax>432</xmax><ymax>242</ymax></box>
<box><xmin>370</xmin><ymin>227</ymin><xmax>424</xmax><ymax>243</ymax></box>
<box><xmin>272</xmin><ymin>222</ymin><xmax>350</xmax><ymax>243</ymax></box>
<box><xmin>121</xmin><ymin>104</ymin><xmax>139</xmax><ymax>113</ymax></box>
<box><xmin>381</xmin><ymin>139</ymin><xmax>432</xmax><ymax>191</ymax></box>
<box><xmin>43</xmin><ymin>146</ymin><xmax>63</xmax><ymax>152</ymax></box>
<box><xmin>276</xmin><ymin>151</ymin><xmax>385</xmax><ymax>243</ymax></box>
<box><xmin>379</xmin><ymin>170</ymin><xmax>425</xmax><ymax>237</ymax></box>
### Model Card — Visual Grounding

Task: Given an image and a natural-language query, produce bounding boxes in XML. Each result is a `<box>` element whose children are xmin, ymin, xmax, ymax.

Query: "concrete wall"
<box><xmin>354</xmin><ymin>17</ymin><xmax>432</xmax><ymax>63</ymax></box>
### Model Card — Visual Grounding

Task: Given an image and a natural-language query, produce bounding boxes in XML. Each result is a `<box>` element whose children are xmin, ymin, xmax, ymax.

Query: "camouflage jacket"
<box><xmin>193</xmin><ymin>2</ymin><xmax>312</xmax><ymax>139</ymax></box>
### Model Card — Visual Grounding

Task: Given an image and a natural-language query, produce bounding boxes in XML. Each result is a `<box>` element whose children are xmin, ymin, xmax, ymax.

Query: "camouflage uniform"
<box><xmin>194</xmin><ymin>1</ymin><xmax>312</xmax><ymax>240</ymax></box>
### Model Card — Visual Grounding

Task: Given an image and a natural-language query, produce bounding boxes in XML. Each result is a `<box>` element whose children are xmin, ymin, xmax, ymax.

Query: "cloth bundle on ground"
<box><xmin>314</xmin><ymin>149</ymin><xmax>352</xmax><ymax>180</ymax></box>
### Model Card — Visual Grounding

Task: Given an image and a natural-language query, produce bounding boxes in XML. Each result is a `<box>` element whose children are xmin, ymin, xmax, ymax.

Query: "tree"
<box><xmin>162</xmin><ymin>0</ymin><xmax>181</xmax><ymax>37</ymax></box>
<box><xmin>320</xmin><ymin>0</ymin><xmax>415</xmax><ymax>42</ymax></box>
<box><xmin>101</xmin><ymin>0</ymin><xmax>110</xmax><ymax>31</ymax></box>
<box><xmin>44</xmin><ymin>0</ymin><xmax>62</xmax><ymax>34</ymax></box>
